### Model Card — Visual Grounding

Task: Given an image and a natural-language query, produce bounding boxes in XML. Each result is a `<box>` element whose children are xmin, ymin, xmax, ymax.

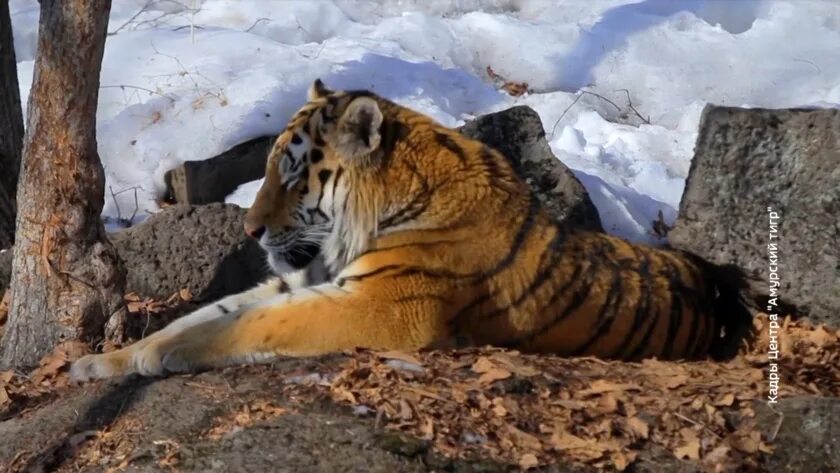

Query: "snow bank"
<box><xmin>9</xmin><ymin>0</ymin><xmax>840</xmax><ymax>243</ymax></box>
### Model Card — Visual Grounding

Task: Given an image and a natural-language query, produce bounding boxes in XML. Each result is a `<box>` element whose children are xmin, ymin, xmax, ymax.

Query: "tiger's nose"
<box><xmin>244</xmin><ymin>222</ymin><xmax>266</xmax><ymax>240</ymax></box>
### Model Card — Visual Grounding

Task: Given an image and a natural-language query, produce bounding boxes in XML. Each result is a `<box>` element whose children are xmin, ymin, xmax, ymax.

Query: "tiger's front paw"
<box><xmin>131</xmin><ymin>340</ymin><xmax>202</xmax><ymax>376</ymax></box>
<box><xmin>70</xmin><ymin>353</ymin><xmax>126</xmax><ymax>382</ymax></box>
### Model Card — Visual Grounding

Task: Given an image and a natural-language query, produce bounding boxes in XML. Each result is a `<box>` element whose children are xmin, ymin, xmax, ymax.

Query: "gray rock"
<box><xmin>0</xmin><ymin>204</ymin><xmax>266</xmax><ymax>307</ymax></box>
<box><xmin>755</xmin><ymin>396</ymin><xmax>840</xmax><ymax>472</ymax></box>
<box><xmin>110</xmin><ymin>203</ymin><xmax>267</xmax><ymax>302</ymax></box>
<box><xmin>670</xmin><ymin>106</ymin><xmax>840</xmax><ymax>324</ymax></box>
<box><xmin>460</xmin><ymin>106</ymin><xmax>603</xmax><ymax>232</ymax></box>
<box><xmin>163</xmin><ymin>136</ymin><xmax>275</xmax><ymax>205</ymax></box>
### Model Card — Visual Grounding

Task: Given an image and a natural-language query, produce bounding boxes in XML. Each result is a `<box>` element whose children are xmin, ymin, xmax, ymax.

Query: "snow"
<box><xmin>9</xmin><ymin>0</ymin><xmax>840</xmax><ymax>243</ymax></box>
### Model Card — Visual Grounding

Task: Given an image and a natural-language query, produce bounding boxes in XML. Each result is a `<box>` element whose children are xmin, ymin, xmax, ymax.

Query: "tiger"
<box><xmin>70</xmin><ymin>80</ymin><xmax>749</xmax><ymax>381</ymax></box>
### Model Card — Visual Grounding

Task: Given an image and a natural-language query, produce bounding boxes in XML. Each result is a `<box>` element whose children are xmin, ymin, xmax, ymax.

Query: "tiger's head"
<box><xmin>243</xmin><ymin>79</ymin><xmax>405</xmax><ymax>275</ymax></box>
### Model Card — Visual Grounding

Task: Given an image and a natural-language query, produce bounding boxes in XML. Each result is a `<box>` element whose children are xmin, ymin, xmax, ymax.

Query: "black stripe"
<box><xmin>669</xmin><ymin>256</ymin><xmax>704</xmax><ymax>358</ymax></box>
<box><xmin>510</xmin><ymin>238</ymin><xmax>611</xmax><ymax>348</ymax></box>
<box><xmin>379</xmin><ymin>193</ymin><xmax>431</xmax><ymax>230</ymax></box>
<box><xmin>313</xmin><ymin>169</ymin><xmax>332</xmax><ymax>214</ymax></box>
<box><xmin>307</xmin><ymin>207</ymin><xmax>329</xmax><ymax>222</ymax></box>
<box><xmin>668</xmin><ymin>254</ymin><xmax>711</xmax><ymax>359</ymax></box>
<box><xmin>392</xmin><ymin>266</ymin><xmax>481</xmax><ymax>281</ymax></box>
<box><xmin>626</xmin><ymin>294</ymin><xmax>663</xmax><ymax>360</ymax></box>
<box><xmin>680</xmin><ymin>257</ymin><xmax>712</xmax><ymax>358</ymax></box>
<box><xmin>504</xmin><ymin>245</ymin><xmax>605</xmax><ymax>347</ymax></box>
<box><xmin>379</xmin><ymin>159</ymin><xmax>432</xmax><ymax>230</ymax></box>
<box><xmin>317</xmin><ymin>169</ymin><xmax>332</xmax><ymax>185</ymax></box>
<box><xmin>479</xmin><ymin>146</ymin><xmax>509</xmax><ymax>185</ymax></box>
<box><xmin>611</xmin><ymin>248</ymin><xmax>652</xmax><ymax>358</ymax></box>
<box><xmin>360</xmin><ymin>238</ymin><xmax>464</xmax><ymax>259</ymax></box>
<box><xmin>660</xmin><ymin>258</ymin><xmax>684</xmax><ymax>359</ymax></box>
<box><xmin>310</xmin><ymin>148</ymin><xmax>324</xmax><ymax>163</ymax></box>
<box><xmin>276</xmin><ymin>279</ymin><xmax>290</xmax><ymax>293</ymax></box>
<box><xmin>479</xmin><ymin>193</ymin><xmax>540</xmax><ymax>281</ymax></box>
<box><xmin>682</xmin><ymin>295</ymin><xmax>703</xmax><ymax>359</ymax></box>
<box><xmin>571</xmin><ymin>266</ymin><xmax>624</xmax><ymax>356</ymax></box>
<box><xmin>448</xmin><ymin>293</ymin><xmax>495</xmax><ymax>331</ymax></box>
<box><xmin>379</xmin><ymin>119</ymin><xmax>408</xmax><ymax>157</ymax></box>
<box><xmin>513</xmin><ymin>274</ymin><xmax>595</xmax><ymax>347</ymax></box>
<box><xmin>394</xmin><ymin>293</ymin><xmax>452</xmax><ymax>305</ymax></box>
<box><xmin>217</xmin><ymin>304</ymin><xmax>230</xmax><ymax>314</ymax></box>
<box><xmin>338</xmin><ymin>264</ymin><xmax>404</xmax><ymax>284</ymax></box>
<box><xmin>479</xmin><ymin>227</ymin><xmax>568</xmax><ymax>323</ymax></box>
<box><xmin>332</xmin><ymin>166</ymin><xmax>344</xmax><ymax>199</ymax></box>
<box><xmin>306</xmin><ymin>286</ymin><xmax>337</xmax><ymax>302</ymax></box>
<box><xmin>435</xmin><ymin>132</ymin><xmax>468</xmax><ymax>164</ymax></box>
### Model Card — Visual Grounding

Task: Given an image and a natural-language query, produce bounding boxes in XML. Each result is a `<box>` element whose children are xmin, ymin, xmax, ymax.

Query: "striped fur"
<box><xmin>71</xmin><ymin>81</ymin><xmax>747</xmax><ymax>381</ymax></box>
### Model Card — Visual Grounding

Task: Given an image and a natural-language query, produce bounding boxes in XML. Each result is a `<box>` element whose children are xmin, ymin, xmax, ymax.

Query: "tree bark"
<box><xmin>0</xmin><ymin>0</ymin><xmax>125</xmax><ymax>369</ymax></box>
<box><xmin>0</xmin><ymin>0</ymin><xmax>24</xmax><ymax>250</ymax></box>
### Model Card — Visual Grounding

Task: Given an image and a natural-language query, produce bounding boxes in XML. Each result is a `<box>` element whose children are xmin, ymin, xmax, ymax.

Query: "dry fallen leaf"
<box><xmin>626</xmin><ymin>416</ymin><xmax>649</xmax><ymax>439</ymax></box>
<box><xmin>489</xmin><ymin>352</ymin><xmax>540</xmax><ymax>377</ymax></box>
<box><xmin>486</xmin><ymin>66</ymin><xmax>530</xmax><ymax>97</ymax></box>
<box><xmin>0</xmin><ymin>370</ymin><xmax>13</xmax><ymax>384</ymax></box>
<box><xmin>28</xmin><ymin>340</ymin><xmax>89</xmax><ymax>386</ymax></box>
<box><xmin>0</xmin><ymin>289</ymin><xmax>9</xmax><ymax>324</ymax></box>
<box><xmin>519</xmin><ymin>453</ymin><xmax>539</xmax><ymax>469</ymax></box>
<box><xmin>589</xmin><ymin>393</ymin><xmax>616</xmax><ymax>415</ymax></box>
<box><xmin>579</xmin><ymin>379</ymin><xmax>641</xmax><ymax>396</ymax></box>
<box><xmin>730</xmin><ymin>430</ymin><xmax>762</xmax><ymax>454</ymax></box>
<box><xmin>803</xmin><ymin>325</ymin><xmax>834</xmax><ymax>347</ymax></box>
<box><xmin>178</xmin><ymin>287</ymin><xmax>193</xmax><ymax>301</ymax></box>
<box><xmin>508</xmin><ymin>425</ymin><xmax>541</xmax><ymax>450</ymax></box>
<box><xmin>674</xmin><ymin>441</ymin><xmax>701</xmax><ymax>460</ymax></box>
<box><xmin>551</xmin><ymin>430</ymin><xmax>607</xmax><ymax>461</ymax></box>
<box><xmin>704</xmin><ymin>444</ymin><xmax>731</xmax><ymax>466</ymax></box>
<box><xmin>470</xmin><ymin>356</ymin><xmax>496</xmax><ymax>374</ymax></box>
<box><xmin>663</xmin><ymin>374</ymin><xmax>689</xmax><ymax>389</ymax></box>
<box><xmin>478</xmin><ymin>367</ymin><xmax>512</xmax><ymax>385</ymax></box>
<box><xmin>419</xmin><ymin>416</ymin><xmax>434</xmax><ymax>440</ymax></box>
<box><xmin>674</xmin><ymin>428</ymin><xmax>701</xmax><ymax>460</ymax></box>
<box><xmin>714</xmin><ymin>393</ymin><xmax>736</xmax><ymax>407</ymax></box>
<box><xmin>612</xmin><ymin>450</ymin><xmax>635</xmax><ymax>471</ymax></box>
<box><xmin>376</xmin><ymin>350</ymin><xmax>423</xmax><ymax>366</ymax></box>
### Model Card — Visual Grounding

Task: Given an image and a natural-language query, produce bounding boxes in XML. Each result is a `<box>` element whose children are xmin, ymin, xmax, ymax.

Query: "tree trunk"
<box><xmin>0</xmin><ymin>0</ymin><xmax>125</xmax><ymax>369</ymax></box>
<box><xmin>0</xmin><ymin>0</ymin><xmax>24</xmax><ymax>250</ymax></box>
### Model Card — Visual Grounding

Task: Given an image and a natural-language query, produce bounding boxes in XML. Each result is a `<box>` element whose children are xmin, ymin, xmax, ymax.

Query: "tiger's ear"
<box><xmin>333</xmin><ymin>97</ymin><xmax>383</xmax><ymax>161</ymax></box>
<box><xmin>308</xmin><ymin>79</ymin><xmax>333</xmax><ymax>101</ymax></box>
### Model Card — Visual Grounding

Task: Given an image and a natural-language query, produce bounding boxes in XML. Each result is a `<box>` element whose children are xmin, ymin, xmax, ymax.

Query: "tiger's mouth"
<box><xmin>264</xmin><ymin>240</ymin><xmax>321</xmax><ymax>275</ymax></box>
<box><xmin>283</xmin><ymin>241</ymin><xmax>320</xmax><ymax>269</ymax></box>
<box><xmin>260</xmin><ymin>226</ymin><xmax>328</xmax><ymax>275</ymax></box>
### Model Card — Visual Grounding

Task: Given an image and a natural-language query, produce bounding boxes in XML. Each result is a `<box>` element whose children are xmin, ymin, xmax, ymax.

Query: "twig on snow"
<box><xmin>616</xmin><ymin>88</ymin><xmax>651</xmax><ymax>124</ymax></box>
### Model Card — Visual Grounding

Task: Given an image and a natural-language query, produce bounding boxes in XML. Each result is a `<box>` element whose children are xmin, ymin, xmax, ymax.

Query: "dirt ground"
<box><xmin>1</xmin><ymin>315</ymin><xmax>839</xmax><ymax>473</ymax></box>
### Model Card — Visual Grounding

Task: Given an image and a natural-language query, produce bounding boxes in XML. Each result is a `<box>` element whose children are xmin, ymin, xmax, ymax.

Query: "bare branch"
<box><xmin>616</xmin><ymin>88</ymin><xmax>651</xmax><ymax>124</ymax></box>
<box><xmin>100</xmin><ymin>84</ymin><xmax>176</xmax><ymax>103</ymax></box>
<box><xmin>245</xmin><ymin>17</ymin><xmax>271</xmax><ymax>33</ymax></box>
<box><xmin>549</xmin><ymin>89</ymin><xmax>622</xmax><ymax>140</ymax></box>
